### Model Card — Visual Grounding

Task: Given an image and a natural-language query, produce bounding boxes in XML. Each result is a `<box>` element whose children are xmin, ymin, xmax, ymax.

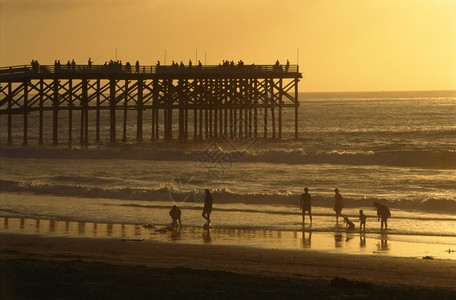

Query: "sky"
<box><xmin>0</xmin><ymin>0</ymin><xmax>455</xmax><ymax>92</ymax></box>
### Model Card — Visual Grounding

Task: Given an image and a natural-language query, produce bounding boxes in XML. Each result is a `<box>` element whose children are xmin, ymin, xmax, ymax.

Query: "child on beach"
<box><xmin>343</xmin><ymin>215</ymin><xmax>355</xmax><ymax>230</ymax></box>
<box><xmin>202</xmin><ymin>189</ymin><xmax>213</xmax><ymax>227</ymax></box>
<box><xmin>169</xmin><ymin>205</ymin><xmax>182</xmax><ymax>228</ymax></box>
<box><xmin>359</xmin><ymin>209</ymin><xmax>366</xmax><ymax>232</ymax></box>
<box><xmin>300</xmin><ymin>187</ymin><xmax>312</xmax><ymax>224</ymax></box>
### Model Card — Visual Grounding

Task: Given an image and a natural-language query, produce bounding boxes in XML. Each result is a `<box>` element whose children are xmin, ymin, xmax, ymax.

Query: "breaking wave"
<box><xmin>1</xmin><ymin>179</ymin><xmax>455</xmax><ymax>213</ymax></box>
<box><xmin>1</xmin><ymin>146</ymin><xmax>455</xmax><ymax>169</ymax></box>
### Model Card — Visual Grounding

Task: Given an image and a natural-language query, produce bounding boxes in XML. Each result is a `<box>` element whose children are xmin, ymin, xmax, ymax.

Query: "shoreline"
<box><xmin>1</xmin><ymin>233</ymin><xmax>456</xmax><ymax>298</ymax></box>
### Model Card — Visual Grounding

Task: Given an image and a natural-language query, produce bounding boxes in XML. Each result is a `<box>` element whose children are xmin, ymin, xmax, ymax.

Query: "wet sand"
<box><xmin>1</xmin><ymin>232</ymin><xmax>456</xmax><ymax>299</ymax></box>
<box><xmin>1</xmin><ymin>217</ymin><xmax>455</xmax><ymax>260</ymax></box>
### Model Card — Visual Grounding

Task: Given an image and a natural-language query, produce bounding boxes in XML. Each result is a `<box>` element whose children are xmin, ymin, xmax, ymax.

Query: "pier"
<box><xmin>0</xmin><ymin>61</ymin><xmax>301</xmax><ymax>146</ymax></box>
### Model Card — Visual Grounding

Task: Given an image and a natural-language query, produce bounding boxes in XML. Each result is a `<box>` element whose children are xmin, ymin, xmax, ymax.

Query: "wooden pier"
<box><xmin>0</xmin><ymin>62</ymin><xmax>301</xmax><ymax>146</ymax></box>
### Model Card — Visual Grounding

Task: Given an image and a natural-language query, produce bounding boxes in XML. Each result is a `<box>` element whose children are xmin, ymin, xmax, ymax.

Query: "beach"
<box><xmin>1</xmin><ymin>232</ymin><xmax>456</xmax><ymax>299</ymax></box>
<box><xmin>1</xmin><ymin>91</ymin><xmax>456</xmax><ymax>298</ymax></box>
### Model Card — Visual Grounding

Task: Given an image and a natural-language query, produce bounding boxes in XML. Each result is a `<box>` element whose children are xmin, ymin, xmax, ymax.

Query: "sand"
<box><xmin>1</xmin><ymin>232</ymin><xmax>456</xmax><ymax>299</ymax></box>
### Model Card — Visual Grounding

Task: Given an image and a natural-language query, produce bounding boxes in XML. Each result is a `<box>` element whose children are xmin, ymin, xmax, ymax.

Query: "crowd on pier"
<box><xmin>27</xmin><ymin>58</ymin><xmax>295</xmax><ymax>75</ymax></box>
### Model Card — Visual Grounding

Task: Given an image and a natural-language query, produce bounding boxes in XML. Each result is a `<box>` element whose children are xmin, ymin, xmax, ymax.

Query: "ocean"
<box><xmin>1</xmin><ymin>90</ymin><xmax>455</xmax><ymax>258</ymax></box>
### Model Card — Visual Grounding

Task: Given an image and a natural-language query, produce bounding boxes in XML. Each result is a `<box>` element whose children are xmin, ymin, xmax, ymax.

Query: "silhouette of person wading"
<box><xmin>373</xmin><ymin>201</ymin><xmax>391</xmax><ymax>230</ymax></box>
<box><xmin>300</xmin><ymin>187</ymin><xmax>312</xmax><ymax>224</ymax></box>
<box><xmin>334</xmin><ymin>188</ymin><xmax>344</xmax><ymax>221</ymax></box>
<box><xmin>359</xmin><ymin>209</ymin><xmax>366</xmax><ymax>232</ymax></box>
<box><xmin>202</xmin><ymin>189</ymin><xmax>213</xmax><ymax>227</ymax></box>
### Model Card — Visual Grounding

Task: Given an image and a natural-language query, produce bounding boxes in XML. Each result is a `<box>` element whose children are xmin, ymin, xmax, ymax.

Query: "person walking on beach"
<box><xmin>359</xmin><ymin>209</ymin><xmax>366</xmax><ymax>232</ymax></box>
<box><xmin>334</xmin><ymin>188</ymin><xmax>344</xmax><ymax>221</ymax></box>
<box><xmin>202</xmin><ymin>189</ymin><xmax>213</xmax><ymax>227</ymax></box>
<box><xmin>300</xmin><ymin>187</ymin><xmax>312</xmax><ymax>224</ymax></box>
<box><xmin>169</xmin><ymin>205</ymin><xmax>182</xmax><ymax>228</ymax></box>
<box><xmin>373</xmin><ymin>202</ymin><xmax>391</xmax><ymax>230</ymax></box>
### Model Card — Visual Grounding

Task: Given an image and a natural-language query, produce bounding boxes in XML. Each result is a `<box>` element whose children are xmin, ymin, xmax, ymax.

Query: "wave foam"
<box><xmin>2</xmin><ymin>146</ymin><xmax>455</xmax><ymax>169</ymax></box>
<box><xmin>1</xmin><ymin>179</ymin><xmax>455</xmax><ymax>213</ymax></box>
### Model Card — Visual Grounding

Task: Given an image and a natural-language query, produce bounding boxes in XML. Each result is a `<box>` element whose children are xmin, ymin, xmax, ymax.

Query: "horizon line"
<box><xmin>301</xmin><ymin>89</ymin><xmax>456</xmax><ymax>94</ymax></box>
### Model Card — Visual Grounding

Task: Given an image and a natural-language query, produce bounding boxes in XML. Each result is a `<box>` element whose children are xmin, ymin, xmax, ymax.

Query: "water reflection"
<box><xmin>50</xmin><ymin>220</ymin><xmax>56</xmax><ymax>233</ymax></box>
<box><xmin>35</xmin><ymin>219</ymin><xmax>40</xmax><ymax>233</ymax></box>
<box><xmin>302</xmin><ymin>231</ymin><xmax>311</xmax><ymax>248</ymax></box>
<box><xmin>171</xmin><ymin>228</ymin><xmax>181</xmax><ymax>241</ymax></box>
<box><xmin>360</xmin><ymin>234</ymin><xmax>366</xmax><ymax>247</ymax></box>
<box><xmin>334</xmin><ymin>234</ymin><xmax>343</xmax><ymax>248</ymax></box>
<box><xmin>202</xmin><ymin>228</ymin><xmax>211</xmax><ymax>244</ymax></box>
<box><xmin>78</xmin><ymin>222</ymin><xmax>85</xmax><ymax>235</ymax></box>
<box><xmin>106</xmin><ymin>223</ymin><xmax>113</xmax><ymax>236</ymax></box>
<box><xmin>377</xmin><ymin>232</ymin><xmax>390</xmax><ymax>251</ymax></box>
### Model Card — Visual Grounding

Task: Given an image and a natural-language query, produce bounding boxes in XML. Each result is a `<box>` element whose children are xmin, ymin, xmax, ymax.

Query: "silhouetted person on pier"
<box><xmin>31</xmin><ymin>60</ymin><xmax>40</xmax><ymax>73</ymax></box>
<box><xmin>135</xmin><ymin>60</ymin><xmax>139</xmax><ymax>73</ymax></box>
<box><xmin>285</xmin><ymin>59</ymin><xmax>290</xmax><ymax>72</ymax></box>
<box><xmin>66</xmin><ymin>60</ymin><xmax>71</xmax><ymax>70</ymax></box>
<box><xmin>359</xmin><ymin>209</ymin><xmax>366</xmax><ymax>232</ymax></box>
<box><xmin>54</xmin><ymin>60</ymin><xmax>61</xmax><ymax>73</ymax></box>
<box><xmin>71</xmin><ymin>59</ymin><xmax>76</xmax><ymax>71</ymax></box>
<box><xmin>274</xmin><ymin>60</ymin><xmax>281</xmax><ymax>72</ymax></box>
<box><xmin>88</xmin><ymin>58</ymin><xmax>92</xmax><ymax>70</ymax></box>
<box><xmin>300</xmin><ymin>187</ymin><xmax>312</xmax><ymax>224</ymax></box>
<box><xmin>334</xmin><ymin>188</ymin><xmax>344</xmax><ymax>221</ymax></box>
<box><xmin>373</xmin><ymin>202</ymin><xmax>390</xmax><ymax>230</ymax></box>
<box><xmin>169</xmin><ymin>205</ymin><xmax>182</xmax><ymax>228</ymax></box>
<box><xmin>202</xmin><ymin>189</ymin><xmax>213</xmax><ymax>227</ymax></box>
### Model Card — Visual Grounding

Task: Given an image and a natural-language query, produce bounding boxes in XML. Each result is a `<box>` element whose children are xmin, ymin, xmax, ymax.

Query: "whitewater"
<box><xmin>1</xmin><ymin>90</ymin><xmax>455</xmax><ymax>257</ymax></box>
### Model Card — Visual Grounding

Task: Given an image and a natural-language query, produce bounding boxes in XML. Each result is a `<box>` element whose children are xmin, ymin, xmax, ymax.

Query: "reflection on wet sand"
<box><xmin>202</xmin><ymin>228</ymin><xmax>211</xmax><ymax>244</ymax></box>
<box><xmin>0</xmin><ymin>217</ymin><xmax>454</xmax><ymax>260</ymax></box>
<box><xmin>377</xmin><ymin>232</ymin><xmax>390</xmax><ymax>252</ymax></box>
<box><xmin>334</xmin><ymin>231</ymin><xmax>355</xmax><ymax>248</ymax></box>
<box><xmin>302</xmin><ymin>231</ymin><xmax>311</xmax><ymax>248</ymax></box>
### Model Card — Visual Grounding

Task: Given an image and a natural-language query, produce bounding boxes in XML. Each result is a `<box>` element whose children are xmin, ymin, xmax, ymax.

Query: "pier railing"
<box><xmin>0</xmin><ymin>64</ymin><xmax>299</xmax><ymax>78</ymax></box>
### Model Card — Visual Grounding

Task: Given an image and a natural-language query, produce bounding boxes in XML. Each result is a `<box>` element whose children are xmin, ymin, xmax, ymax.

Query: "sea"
<box><xmin>1</xmin><ymin>90</ymin><xmax>455</xmax><ymax>259</ymax></box>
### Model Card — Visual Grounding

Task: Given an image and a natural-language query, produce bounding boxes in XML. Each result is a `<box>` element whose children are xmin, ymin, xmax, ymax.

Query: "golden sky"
<box><xmin>1</xmin><ymin>0</ymin><xmax>455</xmax><ymax>92</ymax></box>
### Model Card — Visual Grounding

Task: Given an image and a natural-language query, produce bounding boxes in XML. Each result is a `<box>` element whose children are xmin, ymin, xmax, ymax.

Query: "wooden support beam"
<box><xmin>81</xmin><ymin>79</ymin><xmax>88</xmax><ymax>146</ymax></box>
<box><xmin>295</xmin><ymin>78</ymin><xmax>299</xmax><ymax>139</ymax></box>
<box><xmin>122</xmin><ymin>80</ymin><xmax>128</xmax><ymax>143</ymax></box>
<box><xmin>178</xmin><ymin>79</ymin><xmax>185</xmax><ymax>141</ymax></box>
<box><xmin>278</xmin><ymin>79</ymin><xmax>282</xmax><ymax>139</ymax></box>
<box><xmin>137</xmin><ymin>79</ymin><xmax>143</xmax><ymax>142</ymax></box>
<box><xmin>68</xmin><ymin>80</ymin><xmax>73</xmax><ymax>146</ymax></box>
<box><xmin>7</xmin><ymin>82</ymin><xmax>12</xmax><ymax>145</ymax></box>
<box><xmin>23</xmin><ymin>81</ymin><xmax>28</xmax><ymax>146</ymax></box>
<box><xmin>39</xmin><ymin>80</ymin><xmax>44</xmax><ymax>145</ymax></box>
<box><xmin>53</xmin><ymin>79</ymin><xmax>59</xmax><ymax>145</ymax></box>
<box><xmin>109</xmin><ymin>79</ymin><xmax>116</xmax><ymax>143</ymax></box>
<box><xmin>96</xmin><ymin>80</ymin><xmax>100</xmax><ymax>143</ymax></box>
